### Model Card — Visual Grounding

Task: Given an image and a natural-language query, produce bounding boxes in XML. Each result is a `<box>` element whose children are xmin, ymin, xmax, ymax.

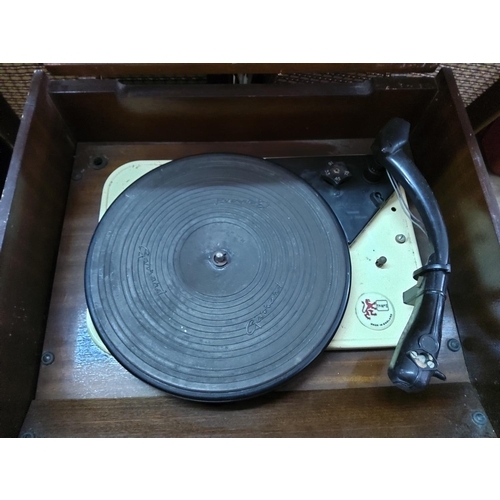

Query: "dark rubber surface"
<box><xmin>85</xmin><ymin>154</ymin><xmax>350</xmax><ymax>401</ymax></box>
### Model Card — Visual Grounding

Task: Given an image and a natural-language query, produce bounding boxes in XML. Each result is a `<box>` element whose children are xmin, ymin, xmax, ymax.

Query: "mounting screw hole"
<box><xmin>472</xmin><ymin>411</ymin><xmax>487</xmax><ymax>426</ymax></box>
<box><xmin>89</xmin><ymin>156</ymin><xmax>108</xmax><ymax>170</ymax></box>
<box><xmin>447</xmin><ymin>338</ymin><xmax>461</xmax><ymax>352</ymax></box>
<box><xmin>41</xmin><ymin>351</ymin><xmax>55</xmax><ymax>365</ymax></box>
<box><xmin>391</xmin><ymin>207</ymin><xmax>397</xmax><ymax>212</ymax></box>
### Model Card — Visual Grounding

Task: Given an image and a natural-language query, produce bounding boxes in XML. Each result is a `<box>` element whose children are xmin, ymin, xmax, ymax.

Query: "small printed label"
<box><xmin>355</xmin><ymin>293</ymin><xmax>395</xmax><ymax>330</ymax></box>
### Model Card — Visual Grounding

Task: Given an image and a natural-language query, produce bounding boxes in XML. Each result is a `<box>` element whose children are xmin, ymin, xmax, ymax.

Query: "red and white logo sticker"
<box><xmin>355</xmin><ymin>293</ymin><xmax>395</xmax><ymax>330</ymax></box>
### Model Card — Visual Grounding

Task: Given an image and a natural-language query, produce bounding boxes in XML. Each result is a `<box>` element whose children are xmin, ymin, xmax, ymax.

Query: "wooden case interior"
<box><xmin>1</xmin><ymin>66</ymin><xmax>500</xmax><ymax>437</ymax></box>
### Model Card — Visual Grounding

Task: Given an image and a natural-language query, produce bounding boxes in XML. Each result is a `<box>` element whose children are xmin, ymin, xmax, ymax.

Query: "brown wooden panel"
<box><xmin>44</xmin><ymin>63</ymin><xmax>439</xmax><ymax>78</ymax></box>
<box><xmin>48</xmin><ymin>78</ymin><xmax>437</xmax><ymax>142</ymax></box>
<box><xmin>410</xmin><ymin>68</ymin><xmax>500</xmax><ymax>433</ymax></box>
<box><xmin>467</xmin><ymin>79</ymin><xmax>500</xmax><ymax>133</ymax></box>
<box><xmin>20</xmin><ymin>383</ymin><xmax>494</xmax><ymax>437</ymax></box>
<box><xmin>0</xmin><ymin>71</ymin><xmax>76</xmax><ymax>437</ymax></box>
<box><xmin>36</xmin><ymin>141</ymin><xmax>469</xmax><ymax>401</ymax></box>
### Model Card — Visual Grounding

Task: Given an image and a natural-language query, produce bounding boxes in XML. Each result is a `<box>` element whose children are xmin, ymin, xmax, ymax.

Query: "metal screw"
<box><xmin>417</xmin><ymin>354</ymin><xmax>426</xmax><ymax>364</ymax></box>
<box><xmin>41</xmin><ymin>351</ymin><xmax>55</xmax><ymax>365</ymax></box>
<box><xmin>71</xmin><ymin>172</ymin><xmax>82</xmax><ymax>181</ymax></box>
<box><xmin>410</xmin><ymin>351</ymin><xmax>418</xmax><ymax>359</ymax></box>
<box><xmin>472</xmin><ymin>411</ymin><xmax>487</xmax><ymax>426</ymax></box>
<box><xmin>20</xmin><ymin>432</ymin><xmax>35</xmax><ymax>438</ymax></box>
<box><xmin>375</xmin><ymin>256</ymin><xmax>387</xmax><ymax>268</ymax></box>
<box><xmin>427</xmin><ymin>361</ymin><xmax>436</xmax><ymax>369</ymax></box>
<box><xmin>333</xmin><ymin>168</ymin><xmax>340</xmax><ymax>174</ymax></box>
<box><xmin>213</xmin><ymin>251</ymin><xmax>228</xmax><ymax>267</ymax></box>
<box><xmin>447</xmin><ymin>338</ymin><xmax>461</xmax><ymax>352</ymax></box>
<box><xmin>395</xmin><ymin>234</ymin><xmax>406</xmax><ymax>244</ymax></box>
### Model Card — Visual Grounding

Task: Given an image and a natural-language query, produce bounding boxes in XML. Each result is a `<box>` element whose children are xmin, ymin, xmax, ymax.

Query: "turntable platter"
<box><xmin>85</xmin><ymin>154</ymin><xmax>350</xmax><ymax>401</ymax></box>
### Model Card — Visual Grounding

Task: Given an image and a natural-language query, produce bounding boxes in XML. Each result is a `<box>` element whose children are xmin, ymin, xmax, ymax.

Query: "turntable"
<box><xmin>8</xmin><ymin>66</ymin><xmax>497</xmax><ymax>437</ymax></box>
<box><xmin>84</xmin><ymin>119</ymin><xmax>449</xmax><ymax>401</ymax></box>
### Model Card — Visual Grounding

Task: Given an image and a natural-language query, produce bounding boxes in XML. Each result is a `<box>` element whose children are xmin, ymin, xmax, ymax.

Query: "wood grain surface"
<box><xmin>47</xmin><ymin>78</ymin><xmax>437</xmax><ymax>143</ymax></box>
<box><xmin>21</xmin><ymin>383</ymin><xmax>494</xmax><ymax>438</ymax></box>
<box><xmin>0</xmin><ymin>71</ymin><xmax>76</xmax><ymax>437</ymax></box>
<box><xmin>410</xmin><ymin>68</ymin><xmax>500</xmax><ymax>432</ymax></box>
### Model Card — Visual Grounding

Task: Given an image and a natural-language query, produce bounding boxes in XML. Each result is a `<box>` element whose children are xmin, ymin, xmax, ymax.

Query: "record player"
<box><xmin>83</xmin><ymin>119</ymin><xmax>450</xmax><ymax>402</ymax></box>
<box><xmin>3</xmin><ymin>65</ymin><xmax>499</xmax><ymax>437</ymax></box>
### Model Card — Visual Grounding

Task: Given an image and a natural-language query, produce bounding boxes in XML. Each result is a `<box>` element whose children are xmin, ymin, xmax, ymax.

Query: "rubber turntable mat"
<box><xmin>85</xmin><ymin>154</ymin><xmax>350</xmax><ymax>401</ymax></box>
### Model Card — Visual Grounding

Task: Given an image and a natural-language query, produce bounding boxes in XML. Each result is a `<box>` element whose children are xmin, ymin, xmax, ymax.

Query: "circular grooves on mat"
<box><xmin>85</xmin><ymin>154</ymin><xmax>350</xmax><ymax>401</ymax></box>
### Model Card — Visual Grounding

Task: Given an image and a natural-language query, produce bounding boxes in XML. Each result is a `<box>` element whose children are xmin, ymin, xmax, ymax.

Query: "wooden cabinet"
<box><xmin>1</xmin><ymin>64</ymin><xmax>499</xmax><ymax>437</ymax></box>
